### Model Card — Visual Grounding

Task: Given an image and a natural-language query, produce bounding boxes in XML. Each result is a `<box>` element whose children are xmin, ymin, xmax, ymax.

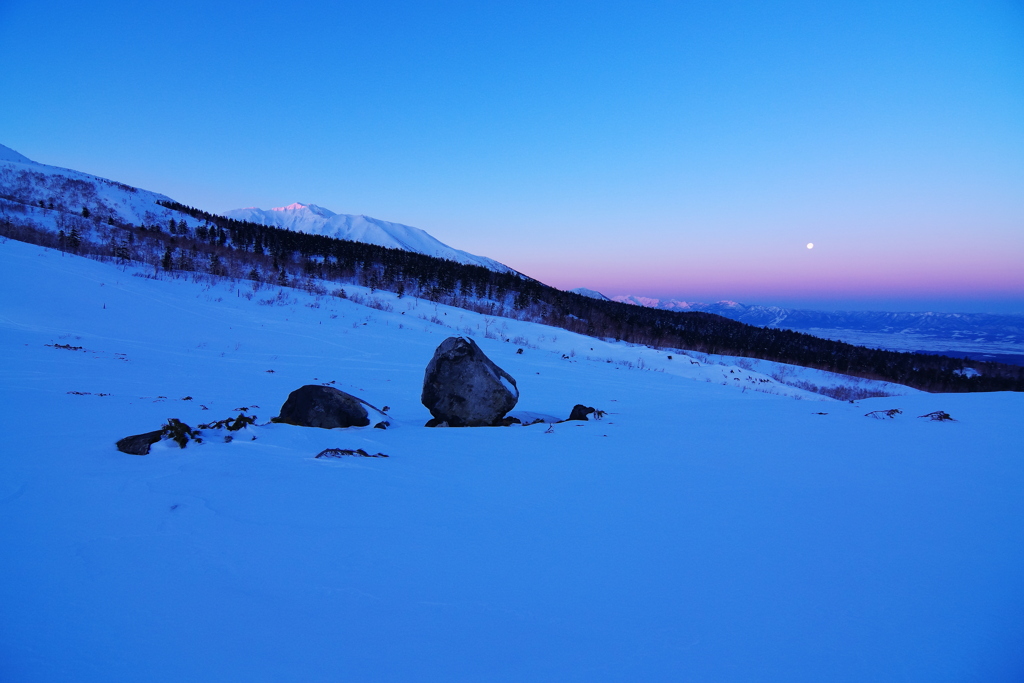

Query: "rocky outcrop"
<box><xmin>421</xmin><ymin>337</ymin><xmax>519</xmax><ymax>427</ymax></box>
<box><xmin>274</xmin><ymin>385</ymin><xmax>371</xmax><ymax>429</ymax></box>
<box><xmin>116</xmin><ymin>430</ymin><xmax>163</xmax><ymax>455</ymax></box>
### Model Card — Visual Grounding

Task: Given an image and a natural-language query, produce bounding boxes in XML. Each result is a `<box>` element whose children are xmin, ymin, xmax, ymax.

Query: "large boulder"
<box><xmin>421</xmin><ymin>337</ymin><xmax>519</xmax><ymax>427</ymax></box>
<box><xmin>275</xmin><ymin>385</ymin><xmax>371</xmax><ymax>429</ymax></box>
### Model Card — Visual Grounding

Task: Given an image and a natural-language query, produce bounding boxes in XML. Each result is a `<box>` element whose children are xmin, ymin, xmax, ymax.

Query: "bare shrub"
<box><xmin>865</xmin><ymin>409</ymin><xmax>902</xmax><ymax>419</ymax></box>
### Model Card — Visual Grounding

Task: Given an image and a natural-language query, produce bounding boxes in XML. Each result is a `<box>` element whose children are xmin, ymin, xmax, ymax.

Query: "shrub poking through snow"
<box><xmin>315</xmin><ymin>448</ymin><xmax>388</xmax><ymax>459</ymax></box>
<box><xmin>47</xmin><ymin>343</ymin><xmax>84</xmax><ymax>351</ymax></box>
<box><xmin>865</xmin><ymin>409</ymin><xmax>902</xmax><ymax>419</ymax></box>
<box><xmin>162</xmin><ymin>418</ymin><xmax>202</xmax><ymax>447</ymax></box>
<box><xmin>918</xmin><ymin>411</ymin><xmax>956</xmax><ymax>422</ymax></box>
<box><xmin>199</xmin><ymin>413</ymin><xmax>257</xmax><ymax>431</ymax></box>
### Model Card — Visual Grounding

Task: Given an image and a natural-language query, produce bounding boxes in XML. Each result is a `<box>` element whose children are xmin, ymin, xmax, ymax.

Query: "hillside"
<box><xmin>1</xmin><ymin>237</ymin><xmax>1022</xmax><ymax>680</ymax></box>
<box><xmin>2</xmin><ymin>144</ymin><xmax>1022</xmax><ymax>392</ymax></box>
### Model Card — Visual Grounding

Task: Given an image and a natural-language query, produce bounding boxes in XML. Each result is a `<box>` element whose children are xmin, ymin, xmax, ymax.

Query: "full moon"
<box><xmin>806</xmin><ymin>243</ymin><xmax>814</xmax><ymax>249</ymax></box>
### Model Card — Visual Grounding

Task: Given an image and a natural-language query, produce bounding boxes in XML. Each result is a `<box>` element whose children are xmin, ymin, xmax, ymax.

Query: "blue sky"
<box><xmin>1</xmin><ymin>0</ymin><xmax>1022</xmax><ymax>312</ymax></box>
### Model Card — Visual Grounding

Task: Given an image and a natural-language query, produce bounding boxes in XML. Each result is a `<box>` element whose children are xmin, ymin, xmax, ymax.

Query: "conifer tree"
<box><xmin>114</xmin><ymin>240</ymin><xmax>131</xmax><ymax>264</ymax></box>
<box><xmin>67</xmin><ymin>226</ymin><xmax>82</xmax><ymax>253</ymax></box>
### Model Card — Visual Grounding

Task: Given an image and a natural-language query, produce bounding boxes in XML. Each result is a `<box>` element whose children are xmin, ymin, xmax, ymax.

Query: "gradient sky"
<box><xmin>2</xmin><ymin>0</ymin><xmax>1022</xmax><ymax>312</ymax></box>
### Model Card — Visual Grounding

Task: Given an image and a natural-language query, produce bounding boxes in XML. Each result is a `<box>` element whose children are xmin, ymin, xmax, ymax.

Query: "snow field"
<box><xmin>1</xmin><ymin>238</ymin><xmax>1023</xmax><ymax>681</ymax></box>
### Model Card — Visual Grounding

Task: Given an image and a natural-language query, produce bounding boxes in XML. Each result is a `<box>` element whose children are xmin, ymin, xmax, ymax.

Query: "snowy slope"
<box><xmin>0</xmin><ymin>143</ymin><xmax>35</xmax><ymax>164</ymax></box>
<box><xmin>2</xmin><ymin>238</ymin><xmax>1023</xmax><ymax>681</ymax></box>
<box><xmin>225</xmin><ymin>202</ymin><xmax>514</xmax><ymax>273</ymax></box>
<box><xmin>0</xmin><ymin>143</ymin><xmax>190</xmax><ymax>229</ymax></box>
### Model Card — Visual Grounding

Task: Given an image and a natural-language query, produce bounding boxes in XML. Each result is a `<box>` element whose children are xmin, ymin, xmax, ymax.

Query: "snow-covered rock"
<box><xmin>275</xmin><ymin>385</ymin><xmax>372</xmax><ymax>429</ymax></box>
<box><xmin>421</xmin><ymin>336</ymin><xmax>519</xmax><ymax>426</ymax></box>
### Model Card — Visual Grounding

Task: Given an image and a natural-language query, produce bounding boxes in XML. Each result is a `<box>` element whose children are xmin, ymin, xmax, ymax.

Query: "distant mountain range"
<box><xmin>610</xmin><ymin>295</ymin><xmax>1024</xmax><ymax>364</ymax></box>
<box><xmin>570</xmin><ymin>287</ymin><xmax>611</xmax><ymax>301</ymax></box>
<box><xmin>0</xmin><ymin>143</ymin><xmax>511</xmax><ymax>274</ymax></box>
<box><xmin>225</xmin><ymin>203</ymin><xmax>512</xmax><ymax>273</ymax></box>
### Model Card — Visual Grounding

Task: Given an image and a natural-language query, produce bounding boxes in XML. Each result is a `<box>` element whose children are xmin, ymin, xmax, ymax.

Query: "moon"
<box><xmin>806</xmin><ymin>242</ymin><xmax>814</xmax><ymax>250</ymax></box>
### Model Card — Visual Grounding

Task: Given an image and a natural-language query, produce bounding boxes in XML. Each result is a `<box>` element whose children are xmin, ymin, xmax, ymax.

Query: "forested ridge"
<box><xmin>2</xmin><ymin>194</ymin><xmax>1021</xmax><ymax>393</ymax></box>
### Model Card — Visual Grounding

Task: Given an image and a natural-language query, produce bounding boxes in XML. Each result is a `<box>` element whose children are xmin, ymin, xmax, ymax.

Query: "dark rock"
<box><xmin>421</xmin><ymin>337</ymin><xmax>519</xmax><ymax>427</ymax></box>
<box><xmin>373</xmin><ymin>421</ymin><xmax>389</xmax><ymax>430</ymax></box>
<box><xmin>567</xmin><ymin>404</ymin><xmax>596</xmax><ymax>421</ymax></box>
<box><xmin>275</xmin><ymin>385</ymin><xmax>371</xmax><ymax>429</ymax></box>
<box><xmin>116</xmin><ymin>430</ymin><xmax>163</xmax><ymax>455</ymax></box>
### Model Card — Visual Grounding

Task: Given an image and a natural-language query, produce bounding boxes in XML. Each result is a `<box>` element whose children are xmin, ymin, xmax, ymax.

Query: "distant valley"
<box><xmin>610</xmin><ymin>295</ymin><xmax>1024</xmax><ymax>365</ymax></box>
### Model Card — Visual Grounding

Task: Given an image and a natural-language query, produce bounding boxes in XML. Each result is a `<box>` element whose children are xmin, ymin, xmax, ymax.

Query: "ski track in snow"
<box><xmin>1</xmin><ymin>238</ymin><xmax>1024</xmax><ymax>681</ymax></box>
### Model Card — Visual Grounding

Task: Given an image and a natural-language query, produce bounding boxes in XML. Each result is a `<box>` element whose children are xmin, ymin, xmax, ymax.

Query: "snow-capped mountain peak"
<box><xmin>224</xmin><ymin>203</ymin><xmax>514</xmax><ymax>273</ymax></box>
<box><xmin>270</xmin><ymin>202</ymin><xmax>336</xmax><ymax>218</ymax></box>
<box><xmin>570</xmin><ymin>287</ymin><xmax>611</xmax><ymax>301</ymax></box>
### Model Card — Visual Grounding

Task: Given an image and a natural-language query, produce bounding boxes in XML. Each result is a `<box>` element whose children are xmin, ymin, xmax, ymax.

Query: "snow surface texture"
<box><xmin>225</xmin><ymin>203</ymin><xmax>514</xmax><ymax>273</ymax></box>
<box><xmin>613</xmin><ymin>295</ymin><xmax>1024</xmax><ymax>362</ymax></box>
<box><xmin>2</xmin><ymin>237</ymin><xmax>1023</xmax><ymax>681</ymax></box>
